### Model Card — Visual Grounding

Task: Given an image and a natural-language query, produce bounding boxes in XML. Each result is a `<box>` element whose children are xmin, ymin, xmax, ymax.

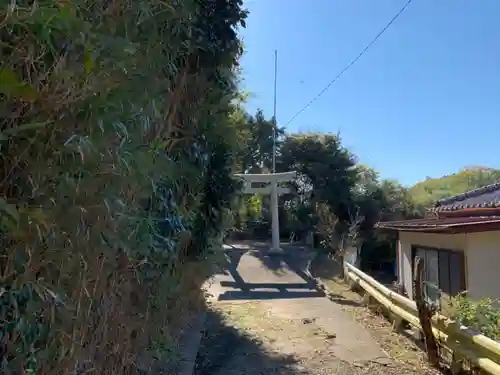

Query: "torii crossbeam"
<box><xmin>234</xmin><ymin>171</ymin><xmax>297</xmax><ymax>252</ymax></box>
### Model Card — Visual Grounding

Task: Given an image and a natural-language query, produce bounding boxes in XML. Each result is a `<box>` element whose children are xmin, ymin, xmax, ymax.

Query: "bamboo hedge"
<box><xmin>0</xmin><ymin>0</ymin><xmax>246</xmax><ymax>373</ymax></box>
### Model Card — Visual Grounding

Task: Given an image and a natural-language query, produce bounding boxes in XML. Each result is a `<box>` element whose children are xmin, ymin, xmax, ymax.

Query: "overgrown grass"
<box><xmin>0</xmin><ymin>0</ymin><xmax>246</xmax><ymax>373</ymax></box>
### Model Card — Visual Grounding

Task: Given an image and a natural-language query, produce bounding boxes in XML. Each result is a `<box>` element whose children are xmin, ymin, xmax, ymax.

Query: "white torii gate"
<box><xmin>233</xmin><ymin>51</ymin><xmax>295</xmax><ymax>252</ymax></box>
<box><xmin>234</xmin><ymin>171</ymin><xmax>297</xmax><ymax>252</ymax></box>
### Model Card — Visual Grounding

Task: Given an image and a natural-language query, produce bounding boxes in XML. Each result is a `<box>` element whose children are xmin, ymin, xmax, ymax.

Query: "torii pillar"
<box><xmin>234</xmin><ymin>171</ymin><xmax>297</xmax><ymax>252</ymax></box>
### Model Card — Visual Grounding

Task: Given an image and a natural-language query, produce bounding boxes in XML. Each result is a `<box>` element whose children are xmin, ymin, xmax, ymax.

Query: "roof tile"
<box><xmin>376</xmin><ymin>216</ymin><xmax>500</xmax><ymax>231</ymax></box>
<box><xmin>433</xmin><ymin>181</ymin><xmax>500</xmax><ymax>212</ymax></box>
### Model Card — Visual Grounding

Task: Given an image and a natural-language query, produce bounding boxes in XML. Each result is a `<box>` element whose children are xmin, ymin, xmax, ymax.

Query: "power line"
<box><xmin>286</xmin><ymin>0</ymin><xmax>414</xmax><ymax>126</ymax></box>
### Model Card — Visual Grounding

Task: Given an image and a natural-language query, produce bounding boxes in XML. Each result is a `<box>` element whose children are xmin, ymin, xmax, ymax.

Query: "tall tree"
<box><xmin>237</xmin><ymin>109</ymin><xmax>285</xmax><ymax>173</ymax></box>
<box><xmin>278</xmin><ymin>133</ymin><xmax>358</xmax><ymax>223</ymax></box>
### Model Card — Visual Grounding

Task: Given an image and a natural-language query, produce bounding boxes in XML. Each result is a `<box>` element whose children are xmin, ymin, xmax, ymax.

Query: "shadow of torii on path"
<box><xmin>215</xmin><ymin>243</ymin><xmax>325</xmax><ymax>301</ymax></box>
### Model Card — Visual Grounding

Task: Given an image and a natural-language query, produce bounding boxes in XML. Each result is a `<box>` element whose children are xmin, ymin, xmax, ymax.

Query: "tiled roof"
<box><xmin>433</xmin><ymin>182</ymin><xmax>500</xmax><ymax>212</ymax></box>
<box><xmin>376</xmin><ymin>216</ymin><xmax>500</xmax><ymax>232</ymax></box>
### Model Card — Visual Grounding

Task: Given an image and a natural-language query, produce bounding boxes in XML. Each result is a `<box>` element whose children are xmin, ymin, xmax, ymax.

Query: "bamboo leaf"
<box><xmin>0</xmin><ymin>68</ymin><xmax>24</xmax><ymax>94</ymax></box>
<box><xmin>0</xmin><ymin>197</ymin><xmax>20</xmax><ymax>224</ymax></box>
<box><xmin>84</xmin><ymin>48</ymin><xmax>95</xmax><ymax>74</ymax></box>
<box><xmin>0</xmin><ymin>68</ymin><xmax>37</xmax><ymax>101</ymax></box>
<box><xmin>1</xmin><ymin>122</ymin><xmax>51</xmax><ymax>139</ymax></box>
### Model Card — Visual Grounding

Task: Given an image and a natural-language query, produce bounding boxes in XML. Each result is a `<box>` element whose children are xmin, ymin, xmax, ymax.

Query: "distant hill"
<box><xmin>409</xmin><ymin>167</ymin><xmax>500</xmax><ymax>208</ymax></box>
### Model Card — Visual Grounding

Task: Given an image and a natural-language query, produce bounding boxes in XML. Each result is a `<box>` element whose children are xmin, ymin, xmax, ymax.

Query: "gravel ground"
<box><xmin>194</xmin><ymin>300</ymin><xmax>440</xmax><ymax>375</ymax></box>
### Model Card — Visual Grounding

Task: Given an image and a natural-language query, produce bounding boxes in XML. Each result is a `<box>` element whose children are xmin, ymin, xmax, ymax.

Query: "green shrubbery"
<box><xmin>450</xmin><ymin>294</ymin><xmax>500</xmax><ymax>340</ymax></box>
<box><xmin>0</xmin><ymin>0</ymin><xmax>246</xmax><ymax>373</ymax></box>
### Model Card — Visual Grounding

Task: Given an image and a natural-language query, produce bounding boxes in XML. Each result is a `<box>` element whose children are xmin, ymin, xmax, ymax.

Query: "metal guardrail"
<box><xmin>344</xmin><ymin>262</ymin><xmax>500</xmax><ymax>375</ymax></box>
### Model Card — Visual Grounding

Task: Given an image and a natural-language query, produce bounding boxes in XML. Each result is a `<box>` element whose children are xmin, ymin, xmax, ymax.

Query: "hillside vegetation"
<box><xmin>409</xmin><ymin>167</ymin><xmax>500</xmax><ymax>208</ymax></box>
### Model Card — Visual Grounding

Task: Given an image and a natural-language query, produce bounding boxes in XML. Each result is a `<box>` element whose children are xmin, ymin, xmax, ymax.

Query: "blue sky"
<box><xmin>239</xmin><ymin>0</ymin><xmax>500</xmax><ymax>186</ymax></box>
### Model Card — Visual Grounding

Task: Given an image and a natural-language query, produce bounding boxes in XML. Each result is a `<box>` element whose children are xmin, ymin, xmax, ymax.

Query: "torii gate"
<box><xmin>234</xmin><ymin>171</ymin><xmax>297</xmax><ymax>252</ymax></box>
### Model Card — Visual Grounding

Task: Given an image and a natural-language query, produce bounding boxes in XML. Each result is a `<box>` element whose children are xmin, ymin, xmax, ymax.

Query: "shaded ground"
<box><xmin>194</xmin><ymin>306</ymin><xmax>309</xmax><ymax>375</ymax></box>
<box><xmin>195</xmin><ymin>304</ymin><xmax>392</xmax><ymax>375</ymax></box>
<box><xmin>194</xmin><ymin>242</ymin><xmax>433</xmax><ymax>375</ymax></box>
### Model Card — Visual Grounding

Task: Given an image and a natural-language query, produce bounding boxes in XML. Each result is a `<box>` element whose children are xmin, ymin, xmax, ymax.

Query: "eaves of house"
<box><xmin>376</xmin><ymin>182</ymin><xmax>500</xmax><ymax>233</ymax></box>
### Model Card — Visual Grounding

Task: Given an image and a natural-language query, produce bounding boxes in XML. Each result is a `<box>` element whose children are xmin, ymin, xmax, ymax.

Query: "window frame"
<box><xmin>410</xmin><ymin>245</ymin><xmax>467</xmax><ymax>305</ymax></box>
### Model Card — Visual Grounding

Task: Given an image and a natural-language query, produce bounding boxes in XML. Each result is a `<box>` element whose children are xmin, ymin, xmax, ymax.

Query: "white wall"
<box><xmin>398</xmin><ymin>231</ymin><xmax>500</xmax><ymax>301</ymax></box>
<box><xmin>464</xmin><ymin>232</ymin><xmax>500</xmax><ymax>301</ymax></box>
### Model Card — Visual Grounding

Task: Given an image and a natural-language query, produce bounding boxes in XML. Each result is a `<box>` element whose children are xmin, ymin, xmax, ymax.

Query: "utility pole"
<box><xmin>270</xmin><ymin>49</ymin><xmax>280</xmax><ymax>251</ymax></box>
<box><xmin>272</xmin><ymin>49</ymin><xmax>277</xmax><ymax>173</ymax></box>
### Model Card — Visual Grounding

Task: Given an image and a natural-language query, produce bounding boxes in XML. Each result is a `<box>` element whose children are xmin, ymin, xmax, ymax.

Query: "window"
<box><xmin>412</xmin><ymin>246</ymin><xmax>465</xmax><ymax>307</ymax></box>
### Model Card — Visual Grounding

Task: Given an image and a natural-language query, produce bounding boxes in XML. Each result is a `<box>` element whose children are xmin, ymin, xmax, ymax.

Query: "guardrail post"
<box><xmin>451</xmin><ymin>351</ymin><xmax>465</xmax><ymax>375</ymax></box>
<box><xmin>361</xmin><ymin>293</ymin><xmax>373</xmax><ymax>307</ymax></box>
<box><xmin>391</xmin><ymin>314</ymin><xmax>404</xmax><ymax>333</ymax></box>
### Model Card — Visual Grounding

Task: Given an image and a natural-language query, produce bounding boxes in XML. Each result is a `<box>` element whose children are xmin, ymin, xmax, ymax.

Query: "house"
<box><xmin>376</xmin><ymin>182</ymin><xmax>500</xmax><ymax>307</ymax></box>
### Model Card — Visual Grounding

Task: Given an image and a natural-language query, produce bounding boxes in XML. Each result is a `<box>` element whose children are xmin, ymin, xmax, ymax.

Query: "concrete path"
<box><xmin>196</xmin><ymin>242</ymin><xmax>394</xmax><ymax>374</ymax></box>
